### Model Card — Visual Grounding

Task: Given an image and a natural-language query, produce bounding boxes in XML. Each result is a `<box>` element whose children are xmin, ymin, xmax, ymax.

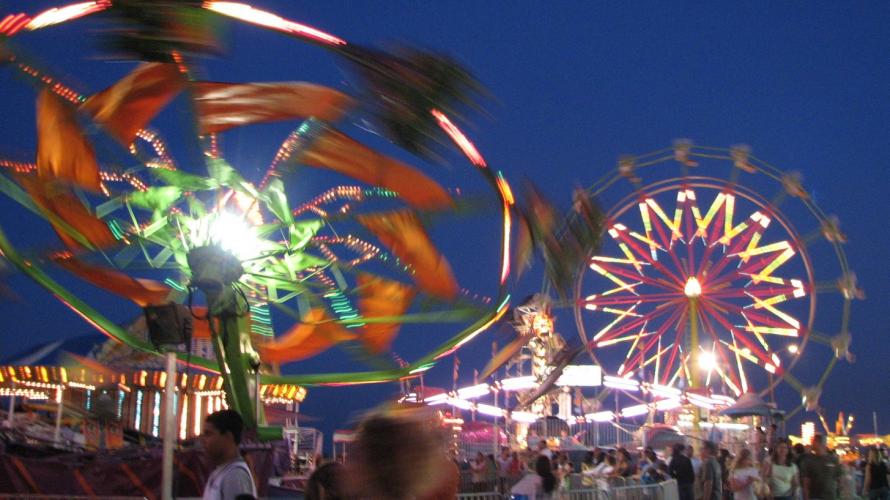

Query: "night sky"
<box><xmin>1</xmin><ymin>1</ymin><xmax>888</xmax><ymax>443</ymax></box>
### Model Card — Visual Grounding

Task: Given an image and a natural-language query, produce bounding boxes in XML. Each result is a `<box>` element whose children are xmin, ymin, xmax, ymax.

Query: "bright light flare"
<box><xmin>584</xmin><ymin>410</ymin><xmax>615</xmax><ymax>422</ymax></box>
<box><xmin>204</xmin><ymin>2</ymin><xmax>346</xmax><ymax>46</ymax></box>
<box><xmin>684</xmin><ymin>277</ymin><xmax>702</xmax><ymax>298</ymax></box>
<box><xmin>456</xmin><ymin>383</ymin><xmax>490</xmax><ymax>400</ymax></box>
<box><xmin>655</xmin><ymin>398</ymin><xmax>681</xmax><ymax>411</ymax></box>
<box><xmin>189</xmin><ymin>211</ymin><xmax>266</xmax><ymax>260</ymax></box>
<box><xmin>500</xmin><ymin>376</ymin><xmax>537</xmax><ymax>391</ymax></box>
<box><xmin>510</xmin><ymin>411</ymin><xmax>538</xmax><ymax>423</ymax></box>
<box><xmin>620</xmin><ymin>404</ymin><xmax>649</xmax><ymax>418</ymax></box>
<box><xmin>25</xmin><ymin>1</ymin><xmax>109</xmax><ymax>31</ymax></box>
<box><xmin>447</xmin><ymin>397</ymin><xmax>473</xmax><ymax>410</ymax></box>
<box><xmin>697</xmin><ymin>350</ymin><xmax>717</xmax><ymax>372</ymax></box>
<box><xmin>475</xmin><ymin>404</ymin><xmax>504</xmax><ymax>418</ymax></box>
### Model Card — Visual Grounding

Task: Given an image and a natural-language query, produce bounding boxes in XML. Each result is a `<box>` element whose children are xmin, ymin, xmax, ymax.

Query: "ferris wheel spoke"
<box><xmin>779</xmin><ymin>371</ymin><xmax>804</xmax><ymax>391</ymax></box>
<box><xmin>589</xmin><ymin>258</ymin><xmax>679</xmax><ymax>292</ymax></box>
<box><xmin>639</xmin><ymin>197</ymin><xmax>681</xmax><ymax>252</ymax></box>
<box><xmin>703</xmin><ymin>219</ymin><xmax>767</xmax><ymax>280</ymax></box>
<box><xmin>704</xmin><ymin>296</ymin><xmax>800</xmax><ymax>336</ymax></box>
<box><xmin>611</xmin><ymin>224</ymin><xmax>686</xmax><ymax>287</ymax></box>
<box><xmin>615</xmin><ymin>321</ymin><xmax>649</xmax><ymax>374</ymax></box>
<box><xmin>620</xmin><ymin>304</ymin><xmax>686</xmax><ymax>377</ymax></box>
<box><xmin>597</xmin><ymin>330</ymin><xmax>654</xmax><ymax>348</ymax></box>
<box><xmin>697</xmin><ymin>310</ymin><xmax>744</xmax><ymax>391</ymax></box>
<box><xmin>738</xmin><ymin>312</ymin><xmax>774</xmax><ymax>353</ymax></box>
<box><xmin>639</xmin><ymin>341</ymin><xmax>672</xmax><ymax>370</ymax></box>
<box><xmin>706</xmin><ymin>280</ymin><xmax>804</xmax><ymax>300</ymax></box>
<box><xmin>639</xmin><ymin>197</ymin><xmax>691</xmax><ymax>277</ymax></box>
<box><xmin>807</xmin><ymin>330</ymin><xmax>833</xmax><ymax>345</ymax></box>
<box><xmin>592</xmin><ymin>299</ymin><xmax>679</xmax><ymax>346</ymax></box>
<box><xmin>657</xmin><ymin>305</ymin><xmax>690</xmax><ymax>386</ymax></box>
<box><xmin>582</xmin><ymin>291</ymin><xmax>683</xmax><ymax>308</ymax></box>
<box><xmin>698</xmin><ymin>300</ymin><xmax>774</xmax><ymax>369</ymax></box>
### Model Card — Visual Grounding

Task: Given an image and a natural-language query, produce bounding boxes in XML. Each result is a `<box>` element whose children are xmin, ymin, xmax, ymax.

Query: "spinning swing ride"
<box><xmin>0</xmin><ymin>1</ymin><xmax>514</xmax><ymax>433</ymax></box>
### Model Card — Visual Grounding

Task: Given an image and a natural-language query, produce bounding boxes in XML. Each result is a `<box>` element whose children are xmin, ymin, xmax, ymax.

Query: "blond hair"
<box><xmin>732</xmin><ymin>448</ymin><xmax>754</xmax><ymax>470</ymax></box>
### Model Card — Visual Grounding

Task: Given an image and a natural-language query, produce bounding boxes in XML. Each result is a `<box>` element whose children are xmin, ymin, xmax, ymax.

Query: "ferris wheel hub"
<box><xmin>683</xmin><ymin>277</ymin><xmax>703</xmax><ymax>298</ymax></box>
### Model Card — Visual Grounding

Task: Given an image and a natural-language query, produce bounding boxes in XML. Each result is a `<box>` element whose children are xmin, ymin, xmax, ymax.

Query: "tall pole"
<box><xmin>54</xmin><ymin>387</ymin><xmax>64</xmax><ymax>444</ymax></box>
<box><xmin>874</xmin><ymin>411</ymin><xmax>879</xmax><ymax>437</ymax></box>
<box><xmin>685</xmin><ymin>277</ymin><xmax>702</xmax><ymax>434</ymax></box>
<box><xmin>6</xmin><ymin>381</ymin><xmax>15</xmax><ymax>425</ymax></box>
<box><xmin>162</xmin><ymin>350</ymin><xmax>177</xmax><ymax>500</ymax></box>
<box><xmin>689</xmin><ymin>297</ymin><xmax>699</xmax><ymax>391</ymax></box>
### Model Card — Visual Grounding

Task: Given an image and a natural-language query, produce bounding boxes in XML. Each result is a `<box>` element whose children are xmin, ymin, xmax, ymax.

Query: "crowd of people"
<box><xmin>500</xmin><ymin>432</ymin><xmax>889</xmax><ymax>500</ymax></box>
<box><xmin>196</xmin><ymin>409</ymin><xmax>890</xmax><ymax>500</ymax></box>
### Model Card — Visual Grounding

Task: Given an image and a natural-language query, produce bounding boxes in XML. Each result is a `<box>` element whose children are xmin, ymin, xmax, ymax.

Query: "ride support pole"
<box><xmin>689</xmin><ymin>296</ymin><xmax>700</xmax><ymax>433</ymax></box>
<box><xmin>54</xmin><ymin>387</ymin><xmax>64</xmax><ymax>444</ymax></box>
<box><xmin>162</xmin><ymin>350</ymin><xmax>177</xmax><ymax>500</ymax></box>
<box><xmin>6</xmin><ymin>383</ymin><xmax>14</xmax><ymax>425</ymax></box>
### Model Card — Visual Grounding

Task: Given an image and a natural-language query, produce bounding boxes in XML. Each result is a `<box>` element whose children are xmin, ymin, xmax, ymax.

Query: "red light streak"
<box><xmin>203</xmin><ymin>2</ymin><xmax>346</xmax><ymax>46</ymax></box>
<box><xmin>25</xmin><ymin>1</ymin><xmax>109</xmax><ymax>31</ymax></box>
<box><xmin>0</xmin><ymin>14</ymin><xmax>30</xmax><ymax>36</ymax></box>
<box><xmin>431</xmin><ymin>109</ymin><xmax>487</xmax><ymax>168</ymax></box>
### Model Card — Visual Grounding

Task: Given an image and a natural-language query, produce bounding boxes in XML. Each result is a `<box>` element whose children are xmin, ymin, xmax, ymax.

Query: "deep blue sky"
<box><xmin>1</xmin><ymin>1</ymin><xmax>888</xmax><ymax>442</ymax></box>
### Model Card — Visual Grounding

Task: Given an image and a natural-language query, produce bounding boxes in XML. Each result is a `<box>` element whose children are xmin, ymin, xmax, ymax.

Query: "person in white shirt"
<box><xmin>511</xmin><ymin>455</ymin><xmax>557</xmax><ymax>499</ymax></box>
<box><xmin>200</xmin><ymin>410</ymin><xmax>257</xmax><ymax>500</ymax></box>
<box><xmin>497</xmin><ymin>447</ymin><xmax>513</xmax><ymax>494</ymax></box>
<box><xmin>763</xmin><ymin>441</ymin><xmax>799</xmax><ymax>500</ymax></box>
<box><xmin>730</xmin><ymin>448</ymin><xmax>762</xmax><ymax>500</ymax></box>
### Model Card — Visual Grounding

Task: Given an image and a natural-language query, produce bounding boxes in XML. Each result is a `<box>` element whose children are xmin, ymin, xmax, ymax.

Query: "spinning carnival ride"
<box><xmin>0</xmin><ymin>1</ymin><xmax>513</xmax><ymax>433</ymax></box>
<box><xmin>570</xmin><ymin>142</ymin><xmax>858</xmax><ymax>419</ymax></box>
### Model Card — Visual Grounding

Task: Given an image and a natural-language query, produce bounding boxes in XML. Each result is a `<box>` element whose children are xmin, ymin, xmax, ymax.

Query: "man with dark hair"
<box><xmin>201</xmin><ymin>409</ymin><xmax>256</xmax><ymax>500</ymax></box>
<box><xmin>700</xmin><ymin>441</ymin><xmax>723</xmax><ymax>500</ymax></box>
<box><xmin>801</xmin><ymin>434</ymin><xmax>840</xmax><ymax>500</ymax></box>
<box><xmin>669</xmin><ymin>443</ymin><xmax>695</xmax><ymax>500</ymax></box>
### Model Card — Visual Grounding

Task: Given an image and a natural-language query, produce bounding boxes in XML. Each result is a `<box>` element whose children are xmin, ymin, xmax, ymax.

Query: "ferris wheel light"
<box><xmin>697</xmin><ymin>350</ymin><xmax>717</xmax><ymax>372</ymax></box>
<box><xmin>788</xmin><ymin>344</ymin><xmax>799</xmax><ymax>354</ymax></box>
<box><xmin>684</xmin><ymin>277</ymin><xmax>702</xmax><ymax>298</ymax></box>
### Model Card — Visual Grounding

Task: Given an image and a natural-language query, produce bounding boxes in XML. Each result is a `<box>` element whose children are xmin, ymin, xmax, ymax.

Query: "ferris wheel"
<box><xmin>571</xmin><ymin>142</ymin><xmax>858</xmax><ymax>416</ymax></box>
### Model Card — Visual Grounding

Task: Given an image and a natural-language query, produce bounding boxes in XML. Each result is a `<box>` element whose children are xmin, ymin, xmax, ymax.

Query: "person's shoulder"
<box><xmin>220</xmin><ymin>461</ymin><xmax>255</xmax><ymax>496</ymax></box>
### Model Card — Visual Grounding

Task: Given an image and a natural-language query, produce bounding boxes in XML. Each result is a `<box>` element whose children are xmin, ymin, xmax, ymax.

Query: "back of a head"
<box><xmin>352</xmin><ymin>412</ymin><xmax>443</xmax><ymax>500</ymax></box>
<box><xmin>306</xmin><ymin>462</ymin><xmax>350</xmax><ymax>500</ymax></box>
<box><xmin>733</xmin><ymin>448</ymin><xmax>752</xmax><ymax>469</ymax></box>
<box><xmin>703</xmin><ymin>441</ymin><xmax>718</xmax><ymax>456</ymax></box>
<box><xmin>206</xmin><ymin>409</ymin><xmax>245</xmax><ymax>445</ymax></box>
<box><xmin>673</xmin><ymin>443</ymin><xmax>685</xmax><ymax>457</ymax></box>
<box><xmin>535</xmin><ymin>456</ymin><xmax>556</xmax><ymax>493</ymax></box>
